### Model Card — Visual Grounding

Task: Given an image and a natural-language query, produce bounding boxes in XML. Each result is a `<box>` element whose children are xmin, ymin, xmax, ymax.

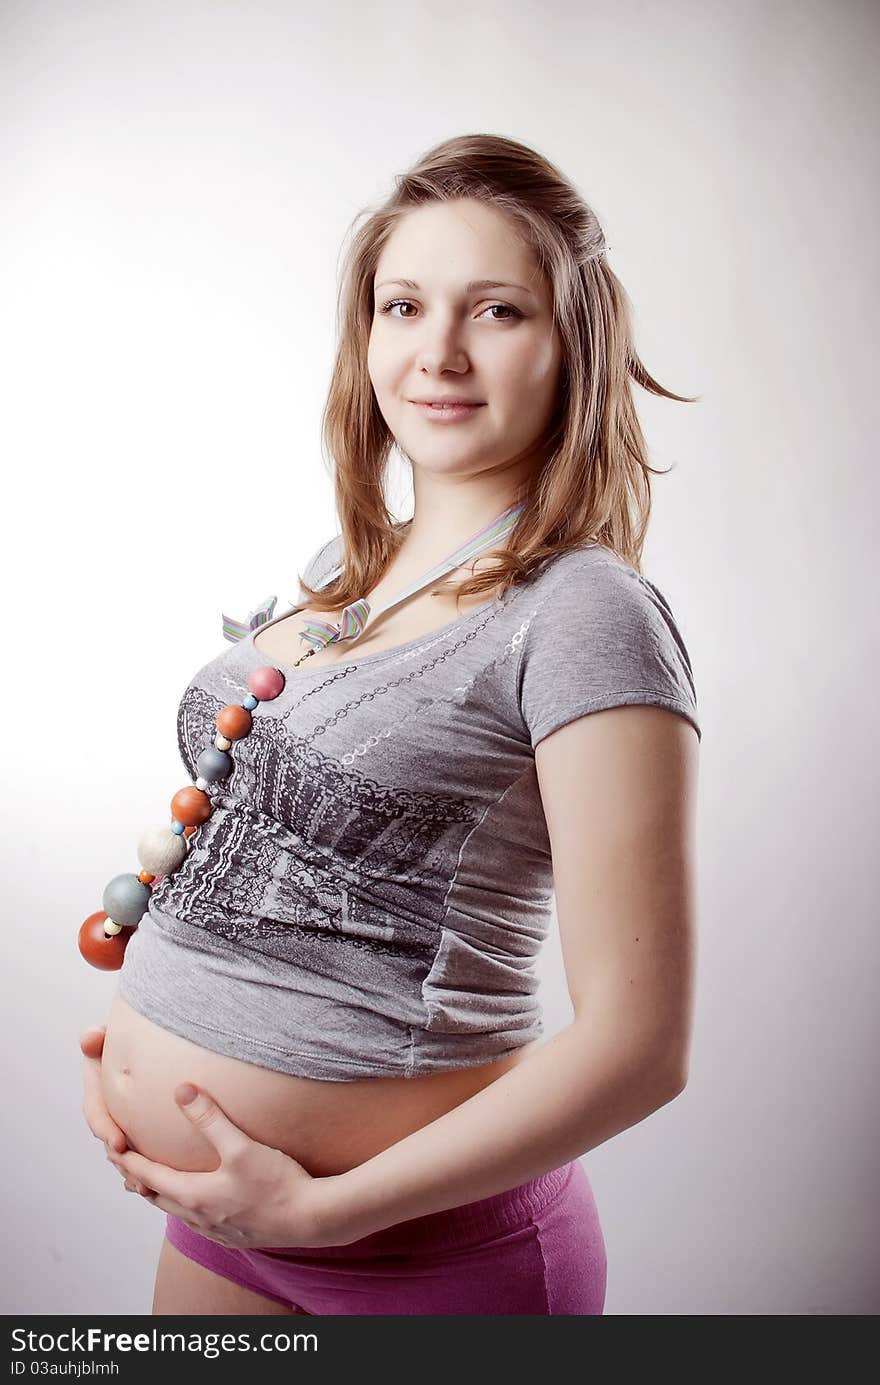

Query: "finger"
<box><xmin>82</xmin><ymin>1060</ymin><xmax>127</xmax><ymax>1152</ymax></box>
<box><xmin>79</xmin><ymin>1027</ymin><xmax>106</xmax><ymax>1058</ymax></box>
<box><xmin>124</xmin><ymin>1181</ymin><xmax>233</xmax><ymax>1247</ymax></box>
<box><xmin>113</xmin><ymin>1162</ymin><xmax>149</xmax><ymax>1198</ymax></box>
<box><xmin>87</xmin><ymin>1104</ymin><xmax>127</xmax><ymax>1152</ymax></box>
<box><xmin>173</xmin><ymin>1087</ymin><xmax>251</xmax><ymax>1163</ymax></box>
<box><xmin>81</xmin><ymin>1037</ymin><xmax>129</xmax><ymax>1151</ymax></box>
<box><xmin>131</xmin><ymin>1189</ymin><xmax>194</xmax><ymax>1222</ymax></box>
<box><xmin>98</xmin><ymin>1129</ymin><xmax>128</xmax><ymax>1154</ymax></box>
<box><xmin>106</xmin><ymin>1147</ymin><xmax>193</xmax><ymax>1201</ymax></box>
<box><xmin>83</xmin><ymin>1104</ymin><xmax>126</xmax><ymax>1151</ymax></box>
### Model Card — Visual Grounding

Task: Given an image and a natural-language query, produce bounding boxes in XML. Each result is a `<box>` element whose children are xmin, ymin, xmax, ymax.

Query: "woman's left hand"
<box><xmin>106</xmin><ymin>1083</ymin><xmax>341</xmax><ymax>1250</ymax></box>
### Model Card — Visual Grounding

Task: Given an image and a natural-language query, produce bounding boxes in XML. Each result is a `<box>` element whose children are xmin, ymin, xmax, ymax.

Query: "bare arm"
<box><xmin>313</xmin><ymin>704</ymin><xmax>699</xmax><ymax>1244</ymax></box>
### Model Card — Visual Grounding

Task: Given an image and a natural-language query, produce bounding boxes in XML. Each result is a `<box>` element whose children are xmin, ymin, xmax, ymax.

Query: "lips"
<box><xmin>413</xmin><ymin>401</ymin><xmax>485</xmax><ymax>422</ymax></box>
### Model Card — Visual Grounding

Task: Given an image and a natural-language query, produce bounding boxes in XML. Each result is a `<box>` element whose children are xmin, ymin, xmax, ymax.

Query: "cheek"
<box><xmin>500</xmin><ymin>341</ymin><xmax>562</xmax><ymax>416</ymax></box>
<box><xmin>367</xmin><ymin>331</ymin><xmax>401</xmax><ymax>394</ymax></box>
<box><xmin>366</xmin><ymin>335</ymin><xmax>381</xmax><ymax>390</ymax></box>
<box><xmin>506</xmin><ymin>332</ymin><xmax>559</xmax><ymax>388</ymax></box>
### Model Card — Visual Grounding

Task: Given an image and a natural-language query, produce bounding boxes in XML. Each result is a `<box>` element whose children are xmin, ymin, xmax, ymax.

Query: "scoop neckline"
<box><xmin>245</xmin><ymin>593</ymin><xmax>504</xmax><ymax>678</ymax></box>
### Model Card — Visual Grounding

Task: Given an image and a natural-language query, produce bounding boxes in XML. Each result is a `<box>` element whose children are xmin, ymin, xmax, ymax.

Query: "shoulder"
<box><xmin>527</xmin><ymin>544</ymin><xmax>693</xmax><ymax>646</ymax></box>
<box><xmin>299</xmin><ymin>533</ymin><xmax>345</xmax><ymax>595</ymax></box>
<box><xmin>527</xmin><ymin>541</ymin><xmax>653</xmax><ymax>596</ymax></box>
<box><xmin>517</xmin><ymin>543</ymin><xmax>701</xmax><ymax>747</ymax></box>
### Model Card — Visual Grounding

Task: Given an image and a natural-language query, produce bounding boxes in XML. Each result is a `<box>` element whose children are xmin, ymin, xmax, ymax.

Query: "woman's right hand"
<box><xmin>80</xmin><ymin>1025</ymin><xmax>150</xmax><ymax>1194</ymax></box>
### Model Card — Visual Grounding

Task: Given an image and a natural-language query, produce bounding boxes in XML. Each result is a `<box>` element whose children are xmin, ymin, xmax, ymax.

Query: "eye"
<box><xmin>377</xmin><ymin>299</ymin><xmax>523</xmax><ymax>322</ymax></box>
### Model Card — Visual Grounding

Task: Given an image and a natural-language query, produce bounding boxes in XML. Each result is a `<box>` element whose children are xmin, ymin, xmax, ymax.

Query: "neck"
<box><xmin>400</xmin><ymin>470</ymin><xmax>528</xmax><ymax>564</ymax></box>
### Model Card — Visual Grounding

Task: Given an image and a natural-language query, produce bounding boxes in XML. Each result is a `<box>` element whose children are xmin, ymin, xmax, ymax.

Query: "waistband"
<box><xmin>257</xmin><ymin>1160</ymin><xmax>576</xmax><ymax>1260</ymax></box>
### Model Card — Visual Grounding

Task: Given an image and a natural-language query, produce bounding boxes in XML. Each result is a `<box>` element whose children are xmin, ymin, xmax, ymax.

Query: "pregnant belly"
<box><xmin>101</xmin><ymin>991</ymin><xmax>539</xmax><ymax>1177</ymax></box>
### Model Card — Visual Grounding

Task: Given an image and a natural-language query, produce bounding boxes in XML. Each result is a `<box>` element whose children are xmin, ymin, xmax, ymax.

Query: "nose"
<box><xmin>415</xmin><ymin>312</ymin><xmax>470</xmax><ymax>376</ymax></box>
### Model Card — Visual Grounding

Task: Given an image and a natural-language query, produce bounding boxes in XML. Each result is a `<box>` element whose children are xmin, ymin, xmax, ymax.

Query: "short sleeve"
<box><xmin>517</xmin><ymin>550</ymin><xmax>701</xmax><ymax>748</ymax></box>
<box><xmin>297</xmin><ymin>533</ymin><xmax>345</xmax><ymax>599</ymax></box>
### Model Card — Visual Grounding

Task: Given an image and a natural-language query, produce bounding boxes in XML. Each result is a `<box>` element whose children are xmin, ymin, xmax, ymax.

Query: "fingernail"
<box><xmin>177</xmin><ymin>1083</ymin><xmax>198</xmax><ymax>1105</ymax></box>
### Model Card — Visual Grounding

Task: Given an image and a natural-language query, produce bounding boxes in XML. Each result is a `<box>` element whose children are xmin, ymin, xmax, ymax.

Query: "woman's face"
<box><xmin>368</xmin><ymin>198</ymin><xmax>564</xmax><ymax>482</ymax></box>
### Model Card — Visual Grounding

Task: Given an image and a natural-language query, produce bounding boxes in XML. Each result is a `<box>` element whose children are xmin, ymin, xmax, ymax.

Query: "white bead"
<box><xmin>137</xmin><ymin>824</ymin><xmax>188</xmax><ymax>875</ymax></box>
<box><xmin>195</xmin><ymin>776</ymin><xmax>208</xmax><ymax>791</ymax></box>
<box><xmin>215</xmin><ymin>734</ymin><xmax>232</xmax><ymax>751</ymax></box>
<box><xmin>103</xmin><ymin>918</ymin><xmax>123</xmax><ymax>936</ymax></box>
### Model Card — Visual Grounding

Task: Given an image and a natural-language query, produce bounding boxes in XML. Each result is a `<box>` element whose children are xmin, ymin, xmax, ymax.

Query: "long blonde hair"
<box><xmin>300</xmin><ymin>132</ymin><xmax>698</xmax><ymax>611</ymax></box>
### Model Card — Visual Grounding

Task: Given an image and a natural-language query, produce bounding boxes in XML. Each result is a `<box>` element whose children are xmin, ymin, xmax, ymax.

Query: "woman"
<box><xmin>80</xmin><ymin>132</ymin><xmax>701</xmax><ymax>1316</ymax></box>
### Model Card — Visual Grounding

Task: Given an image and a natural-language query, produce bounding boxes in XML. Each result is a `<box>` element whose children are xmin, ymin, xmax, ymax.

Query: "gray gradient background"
<box><xmin>1</xmin><ymin>0</ymin><xmax>877</xmax><ymax>1316</ymax></box>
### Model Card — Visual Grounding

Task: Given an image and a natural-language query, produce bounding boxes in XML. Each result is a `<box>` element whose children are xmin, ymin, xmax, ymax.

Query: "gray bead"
<box><xmin>102</xmin><ymin>873</ymin><xmax>152</xmax><ymax>926</ymax></box>
<box><xmin>196</xmin><ymin>746</ymin><xmax>234</xmax><ymax>782</ymax></box>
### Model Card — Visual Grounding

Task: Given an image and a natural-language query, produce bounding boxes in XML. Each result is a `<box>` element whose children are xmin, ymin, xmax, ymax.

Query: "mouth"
<box><xmin>411</xmin><ymin>401</ymin><xmax>486</xmax><ymax>421</ymax></box>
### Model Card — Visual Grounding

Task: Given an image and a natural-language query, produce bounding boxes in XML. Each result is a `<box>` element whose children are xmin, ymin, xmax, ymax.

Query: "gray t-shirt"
<box><xmin>117</xmin><ymin>537</ymin><xmax>701</xmax><ymax>1080</ymax></box>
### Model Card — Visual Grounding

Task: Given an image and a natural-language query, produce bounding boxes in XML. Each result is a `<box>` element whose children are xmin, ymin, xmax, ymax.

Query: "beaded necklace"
<box><xmin>78</xmin><ymin>501</ymin><xmax>525</xmax><ymax>969</ymax></box>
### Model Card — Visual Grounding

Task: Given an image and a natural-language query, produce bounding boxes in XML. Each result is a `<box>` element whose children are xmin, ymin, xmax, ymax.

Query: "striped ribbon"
<box><xmin>221</xmin><ymin>595</ymin><xmax>278</xmax><ymax>644</ymax></box>
<box><xmin>222</xmin><ymin>499</ymin><xmax>526</xmax><ymax>650</ymax></box>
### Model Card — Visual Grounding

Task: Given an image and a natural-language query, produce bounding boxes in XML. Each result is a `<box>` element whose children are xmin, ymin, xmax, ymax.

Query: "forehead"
<box><xmin>374</xmin><ymin>199</ymin><xmax>543</xmax><ymax>292</ymax></box>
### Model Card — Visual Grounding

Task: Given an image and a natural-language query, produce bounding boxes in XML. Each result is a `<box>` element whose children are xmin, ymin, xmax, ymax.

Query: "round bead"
<box><xmin>196</xmin><ymin>746</ymin><xmax>234</xmax><ymax>782</ymax></box>
<box><xmin>215</xmin><ymin>734</ymin><xmax>232</xmax><ymax>751</ymax></box>
<box><xmin>242</xmin><ymin>694</ymin><xmax>258</xmax><ymax>710</ymax></box>
<box><xmin>101</xmin><ymin>874</ymin><xmax>151</xmax><ymax>927</ymax></box>
<box><xmin>103</xmin><ymin>918</ymin><xmax>123</xmax><ymax>936</ymax></box>
<box><xmin>137</xmin><ymin>825</ymin><xmax>187</xmax><ymax>875</ymax></box>
<box><xmin>216</xmin><ymin>704</ymin><xmax>252</xmax><ymax>740</ymax></box>
<box><xmin>138</xmin><ymin>869</ymin><xmax>155</xmax><ymax>884</ymax></box>
<box><xmin>247</xmin><ymin>666</ymin><xmax>285</xmax><ymax>701</ymax></box>
<box><xmin>171</xmin><ymin>820</ymin><xmax>185</xmax><ymax>835</ymax></box>
<box><xmin>78</xmin><ymin>911</ymin><xmax>133</xmax><ymax>970</ymax></box>
<box><xmin>171</xmin><ymin>786</ymin><xmax>212</xmax><ymax>827</ymax></box>
<box><xmin>195</xmin><ymin>776</ymin><xmax>208</xmax><ymax>791</ymax></box>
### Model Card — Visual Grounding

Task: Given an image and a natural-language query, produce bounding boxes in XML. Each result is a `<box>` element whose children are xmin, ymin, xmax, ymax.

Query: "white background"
<box><xmin>2</xmin><ymin>0</ymin><xmax>877</xmax><ymax>1316</ymax></box>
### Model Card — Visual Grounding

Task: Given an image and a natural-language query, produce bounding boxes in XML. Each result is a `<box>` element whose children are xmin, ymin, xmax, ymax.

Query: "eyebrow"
<box><xmin>375</xmin><ymin>277</ymin><xmax>537</xmax><ymax>298</ymax></box>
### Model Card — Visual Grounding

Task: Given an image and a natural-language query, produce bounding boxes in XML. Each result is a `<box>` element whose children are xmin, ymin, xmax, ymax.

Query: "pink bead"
<box><xmin>247</xmin><ymin>665</ymin><xmax>286</xmax><ymax>701</ymax></box>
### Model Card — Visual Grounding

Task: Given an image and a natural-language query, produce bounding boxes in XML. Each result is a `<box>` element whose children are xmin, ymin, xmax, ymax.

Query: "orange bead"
<box><xmin>184</xmin><ymin>825</ymin><xmax>197</xmax><ymax>838</ymax></box>
<box><xmin>138</xmin><ymin>870</ymin><xmax>155</xmax><ymax>884</ymax></box>
<box><xmin>216</xmin><ymin>704</ymin><xmax>252</xmax><ymax>740</ymax></box>
<box><xmin>170</xmin><ymin>786</ymin><xmax>212</xmax><ymax>827</ymax></box>
<box><xmin>78</xmin><ymin>911</ymin><xmax>134</xmax><ymax>971</ymax></box>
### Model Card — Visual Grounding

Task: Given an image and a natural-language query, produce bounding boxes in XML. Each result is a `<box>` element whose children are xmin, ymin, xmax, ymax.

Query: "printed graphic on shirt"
<box><xmin>153</xmin><ymin>682</ymin><xmax>484</xmax><ymax>966</ymax></box>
